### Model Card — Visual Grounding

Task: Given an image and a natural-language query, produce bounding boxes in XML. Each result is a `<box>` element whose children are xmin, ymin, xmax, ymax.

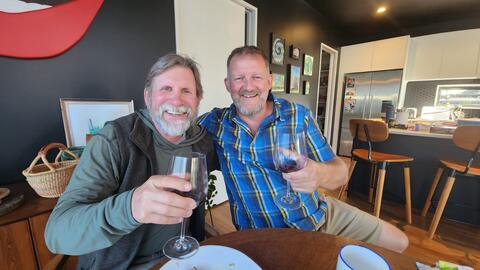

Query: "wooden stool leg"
<box><xmin>368</xmin><ymin>163</ymin><xmax>377</xmax><ymax>203</ymax></box>
<box><xmin>373</xmin><ymin>162</ymin><xmax>387</xmax><ymax>217</ymax></box>
<box><xmin>403</xmin><ymin>166</ymin><xmax>412</xmax><ymax>224</ymax></box>
<box><xmin>421</xmin><ymin>167</ymin><xmax>444</xmax><ymax>217</ymax></box>
<box><xmin>428</xmin><ymin>175</ymin><xmax>456</xmax><ymax>239</ymax></box>
<box><xmin>338</xmin><ymin>159</ymin><xmax>357</xmax><ymax>199</ymax></box>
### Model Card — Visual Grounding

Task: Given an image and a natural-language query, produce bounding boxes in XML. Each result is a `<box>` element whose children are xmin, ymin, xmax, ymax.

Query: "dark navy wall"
<box><xmin>0</xmin><ymin>1</ymin><xmax>176</xmax><ymax>184</ymax></box>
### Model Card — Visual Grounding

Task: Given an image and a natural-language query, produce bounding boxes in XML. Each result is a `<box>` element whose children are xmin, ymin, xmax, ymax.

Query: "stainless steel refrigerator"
<box><xmin>338</xmin><ymin>69</ymin><xmax>403</xmax><ymax>156</ymax></box>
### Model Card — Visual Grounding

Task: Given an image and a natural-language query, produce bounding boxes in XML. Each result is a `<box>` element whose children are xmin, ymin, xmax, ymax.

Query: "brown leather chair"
<box><xmin>421</xmin><ymin>125</ymin><xmax>480</xmax><ymax>239</ymax></box>
<box><xmin>338</xmin><ymin>119</ymin><xmax>413</xmax><ymax>224</ymax></box>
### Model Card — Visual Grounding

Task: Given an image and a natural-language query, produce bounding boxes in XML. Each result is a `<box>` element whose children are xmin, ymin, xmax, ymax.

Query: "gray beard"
<box><xmin>152</xmin><ymin>104</ymin><xmax>196</xmax><ymax>137</ymax></box>
<box><xmin>234</xmin><ymin>100</ymin><xmax>264</xmax><ymax>116</ymax></box>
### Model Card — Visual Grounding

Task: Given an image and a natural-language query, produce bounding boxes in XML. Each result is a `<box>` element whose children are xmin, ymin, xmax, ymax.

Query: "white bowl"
<box><xmin>336</xmin><ymin>244</ymin><xmax>391</xmax><ymax>270</ymax></box>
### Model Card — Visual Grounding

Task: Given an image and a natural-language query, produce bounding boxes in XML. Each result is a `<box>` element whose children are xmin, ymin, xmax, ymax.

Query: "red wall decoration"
<box><xmin>0</xmin><ymin>0</ymin><xmax>104</xmax><ymax>59</ymax></box>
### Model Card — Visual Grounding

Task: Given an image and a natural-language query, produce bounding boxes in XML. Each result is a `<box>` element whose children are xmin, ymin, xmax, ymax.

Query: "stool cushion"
<box><xmin>440</xmin><ymin>160</ymin><xmax>480</xmax><ymax>176</ymax></box>
<box><xmin>352</xmin><ymin>149</ymin><xmax>414</xmax><ymax>163</ymax></box>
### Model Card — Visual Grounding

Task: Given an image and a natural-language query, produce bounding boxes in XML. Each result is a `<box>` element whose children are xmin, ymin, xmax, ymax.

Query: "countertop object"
<box><xmin>457</xmin><ymin>118</ymin><xmax>480</xmax><ymax>126</ymax></box>
<box><xmin>390</xmin><ymin>128</ymin><xmax>453</xmax><ymax>139</ymax></box>
<box><xmin>0</xmin><ymin>193</ymin><xmax>24</xmax><ymax>217</ymax></box>
<box><xmin>421</xmin><ymin>106</ymin><xmax>450</xmax><ymax>121</ymax></box>
<box><xmin>430</xmin><ymin>125</ymin><xmax>456</xmax><ymax>134</ymax></box>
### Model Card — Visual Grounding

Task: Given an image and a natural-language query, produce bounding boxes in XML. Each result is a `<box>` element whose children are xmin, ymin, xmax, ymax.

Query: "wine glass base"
<box><xmin>163</xmin><ymin>236</ymin><xmax>199</xmax><ymax>259</ymax></box>
<box><xmin>274</xmin><ymin>194</ymin><xmax>301</xmax><ymax>210</ymax></box>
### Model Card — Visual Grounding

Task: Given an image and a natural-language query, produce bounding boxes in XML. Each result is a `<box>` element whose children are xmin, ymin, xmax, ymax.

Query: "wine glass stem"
<box><xmin>179</xmin><ymin>218</ymin><xmax>186</xmax><ymax>240</ymax></box>
<box><xmin>286</xmin><ymin>182</ymin><xmax>292</xmax><ymax>198</ymax></box>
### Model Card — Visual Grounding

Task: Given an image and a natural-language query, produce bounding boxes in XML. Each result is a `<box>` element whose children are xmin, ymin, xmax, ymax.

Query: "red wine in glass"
<box><xmin>274</xmin><ymin>130</ymin><xmax>307</xmax><ymax>210</ymax></box>
<box><xmin>163</xmin><ymin>152</ymin><xmax>208</xmax><ymax>259</ymax></box>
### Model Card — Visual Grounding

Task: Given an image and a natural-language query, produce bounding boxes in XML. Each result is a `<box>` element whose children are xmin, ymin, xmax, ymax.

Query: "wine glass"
<box><xmin>162</xmin><ymin>152</ymin><xmax>208</xmax><ymax>259</ymax></box>
<box><xmin>273</xmin><ymin>130</ymin><xmax>308</xmax><ymax>210</ymax></box>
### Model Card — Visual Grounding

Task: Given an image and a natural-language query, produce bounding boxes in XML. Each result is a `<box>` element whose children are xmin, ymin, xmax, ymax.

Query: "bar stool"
<box><xmin>338</xmin><ymin>119</ymin><xmax>413</xmax><ymax>224</ymax></box>
<box><xmin>421</xmin><ymin>125</ymin><xmax>480</xmax><ymax>239</ymax></box>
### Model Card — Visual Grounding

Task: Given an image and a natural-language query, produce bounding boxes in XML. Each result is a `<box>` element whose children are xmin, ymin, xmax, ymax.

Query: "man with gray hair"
<box><xmin>45</xmin><ymin>54</ymin><xmax>216</xmax><ymax>269</ymax></box>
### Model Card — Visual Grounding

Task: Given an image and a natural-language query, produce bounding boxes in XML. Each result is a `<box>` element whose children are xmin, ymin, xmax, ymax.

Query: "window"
<box><xmin>435</xmin><ymin>84</ymin><xmax>480</xmax><ymax>109</ymax></box>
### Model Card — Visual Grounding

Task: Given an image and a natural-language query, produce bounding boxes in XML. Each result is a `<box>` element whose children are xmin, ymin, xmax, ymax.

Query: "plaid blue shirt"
<box><xmin>198</xmin><ymin>94</ymin><xmax>335</xmax><ymax>231</ymax></box>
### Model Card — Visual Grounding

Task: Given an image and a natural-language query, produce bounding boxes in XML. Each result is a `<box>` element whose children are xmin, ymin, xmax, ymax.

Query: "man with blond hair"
<box><xmin>199</xmin><ymin>46</ymin><xmax>409</xmax><ymax>253</ymax></box>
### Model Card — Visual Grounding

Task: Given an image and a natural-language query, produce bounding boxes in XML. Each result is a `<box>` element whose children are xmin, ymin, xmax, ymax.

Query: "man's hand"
<box><xmin>282</xmin><ymin>157</ymin><xmax>348</xmax><ymax>193</ymax></box>
<box><xmin>131</xmin><ymin>175</ymin><xmax>197</xmax><ymax>224</ymax></box>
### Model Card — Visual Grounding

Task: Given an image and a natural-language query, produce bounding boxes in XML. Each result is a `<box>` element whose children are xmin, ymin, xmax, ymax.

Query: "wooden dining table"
<box><xmin>152</xmin><ymin>228</ymin><xmax>418</xmax><ymax>269</ymax></box>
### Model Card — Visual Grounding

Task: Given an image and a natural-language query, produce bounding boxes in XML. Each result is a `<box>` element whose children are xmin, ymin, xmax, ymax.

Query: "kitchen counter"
<box><xmin>389</xmin><ymin>128</ymin><xmax>453</xmax><ymax>139</ymax></box>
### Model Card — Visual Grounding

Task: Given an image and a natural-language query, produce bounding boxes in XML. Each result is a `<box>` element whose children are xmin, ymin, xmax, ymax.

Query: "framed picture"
<box><xmin>346</xmin><ymin>77</ymin><xmax>355</xmax><ymax>87</ymax></box>
<box><xmin>303</xmin><ymin>81</ymin><xmax>311</xmax><ymax>95</ymax></box>
<box><xmin>303</xmin><ymin>54</ymin><xmax>314</xmax><ymax>76</ymax></box>
<box><xmin>289</xmin><ymin>45</ymin><xmax>300</xmax><ymax>60</ymax></box>
<box><xmin>271</xmin><ymin>33</ymin><xmax>285</xmax><ymax>66</ymax></box>
<box><xmin>271</xmin><ymin>73</ymin><xmax>285</xmax><ymax>93</ymax></box>
<box><xmin>60</xmin><ymin>98</ymin><xmax>134</xmax><ymax>147</ymax></box>
<box><xmin>288</xmin><ymin>65</ymin><xmax>301</xmax><ymax>94</ymax></box>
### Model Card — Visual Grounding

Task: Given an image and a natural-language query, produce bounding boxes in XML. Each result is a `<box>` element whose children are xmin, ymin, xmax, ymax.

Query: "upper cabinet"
<box><xmin>405</xmin><ymin>34</ymin><xmax>443</xmax><ymax>80</ymax></box>
<box><xmin>406</xmin><ymin>29</ymin><xmax>480</xmax><ymax>81</ymax></box>
<box><xmin>339</xmin><ymin>36</ymin><xmax>409</xmax><ymax>74</ymax></box>
<box><xmin>339</xmin><ymin>42</ymin><xmax>375</xmax><ymax>73</ymax></box>
<box><xmin>371</xmin><ymin>36</ymin><xmax>409</xmax><ymax>71</ymax></box>
<box><xmin>439</xmin><ymin>30</ymin><xmax>480</xmax><ymax>78</ymax></box>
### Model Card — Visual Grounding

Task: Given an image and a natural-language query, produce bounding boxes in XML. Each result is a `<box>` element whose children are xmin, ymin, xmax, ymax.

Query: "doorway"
<box><xmin>316</xmin><ymin>43</ymin><xmax>338</xmax><ymax>145</ymax></box>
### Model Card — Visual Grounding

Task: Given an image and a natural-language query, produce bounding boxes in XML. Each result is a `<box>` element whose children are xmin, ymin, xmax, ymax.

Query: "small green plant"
<box><xmin>206</xmin><ymin>173</ymin><xmax>218</xmax><ymax>226</ymax></box>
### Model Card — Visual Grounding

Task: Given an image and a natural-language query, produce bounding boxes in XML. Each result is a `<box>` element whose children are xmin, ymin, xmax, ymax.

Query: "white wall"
<box><xmin>175</xmin><ymin>0</ymin><xmax>250</xmax><ymax>205</ymax></box>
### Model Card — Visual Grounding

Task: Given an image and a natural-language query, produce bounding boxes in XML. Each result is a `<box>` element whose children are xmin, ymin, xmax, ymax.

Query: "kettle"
<box><xmin>405</xmin><ymin>108</ymin><xmax>417</xmax><ymax>119</ymax></box>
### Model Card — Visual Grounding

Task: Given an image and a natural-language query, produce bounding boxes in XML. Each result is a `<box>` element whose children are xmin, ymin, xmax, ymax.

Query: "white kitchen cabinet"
<box><xmin>406</xmin><ymin>33</ymin><xmax>444</xmax><ymax>80</ymax></box>
<box><xmin>339</xmin><ymin>42</ymin><xmax>374</xmax><ymax>73</ymax></box>
<box><xmin>372</xmin><ymin>36</ymin><xmax>409</xmax><ymax>71</ymax></box>
<box><xmin>406</xmin><ymin>29</ymin><xmax>480</xmax><ymax>80</ymax></box>
<box><xmin>339</xmin><ymin>36</ymin><xmax>408</xmax><ymax>74</ymax></box>
<box><xmin>440</xmin><ymin>29</ymin><xmax>480</xmax><ymax>78</ymax></box>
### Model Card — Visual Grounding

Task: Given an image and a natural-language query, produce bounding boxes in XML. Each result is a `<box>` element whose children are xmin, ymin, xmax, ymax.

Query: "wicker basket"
<box><xmin>22</xmin><ymin>143</ymin><xmax>79</xmax><ymax>198</ymax></box>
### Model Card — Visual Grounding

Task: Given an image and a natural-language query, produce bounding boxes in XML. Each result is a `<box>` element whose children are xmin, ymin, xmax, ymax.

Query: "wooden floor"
<box><xmin>205</xmin><ymin>182</ymin><xmax>480</xmax><ymax>269</ymax></box>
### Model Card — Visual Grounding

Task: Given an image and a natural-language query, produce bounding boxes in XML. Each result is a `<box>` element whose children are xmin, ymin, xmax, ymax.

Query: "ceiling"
<box><xmin>304</xmin><ymin>0</ymin><xmax>480</xmax><ymax>45</ymax></box>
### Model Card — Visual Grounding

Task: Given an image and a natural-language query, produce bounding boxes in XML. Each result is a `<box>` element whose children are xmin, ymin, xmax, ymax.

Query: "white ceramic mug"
<box><xmin>336</xmin><ymin>244</ymin><xmax>391</xmax><ymax>270</ymax></box>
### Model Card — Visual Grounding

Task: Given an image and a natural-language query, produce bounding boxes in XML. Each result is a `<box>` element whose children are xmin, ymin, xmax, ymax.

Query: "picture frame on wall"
<box><xmin>60</xmin><ymin>98</ymin><xmax>134</xmax><ymax>147</ymax></box>
<box><xmin>271</xmin><ymin>33</ymin><xmax>285</xmax><ymax>66</ymax></box>
<box><xmin>288</xmin><ymin>65</ymin><xmax>301</xmax><ymax>94</ymax></box>
<box><xmin>271</xmin><ymin>73</ymin><xmax>285</xmax><ymax>93</ymax></box>
<box><xmin>289</xmin><ymin>45</ymin><xmax>300</xmax><ymax>60</ymax></box>
<box><xmin>303</xmin><ymin>54</ymin><xmax>314</xmax><ymax>76</ymax></box>
<box><xmin>303</xmin><ymin>81</ymin><xmax>310</xmax><ymax>95</ymax></box>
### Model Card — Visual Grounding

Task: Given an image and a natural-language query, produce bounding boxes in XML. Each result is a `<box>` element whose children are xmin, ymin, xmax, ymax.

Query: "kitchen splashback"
<box><xmin>404</xmin><ymin>79</ymin><xmax>480</xmax><ymax>118</ymax></box>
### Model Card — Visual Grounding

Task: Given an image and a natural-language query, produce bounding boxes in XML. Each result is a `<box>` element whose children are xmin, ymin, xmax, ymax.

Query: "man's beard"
<box><xmin>232</xmin><ymin>89</ymin><xmax>268</xmax><ymax>116</ymax></box>
<box><xmin>151</xmin><ymin>103</ymin><xmax>196</xmax><ymax>137</ymax></box>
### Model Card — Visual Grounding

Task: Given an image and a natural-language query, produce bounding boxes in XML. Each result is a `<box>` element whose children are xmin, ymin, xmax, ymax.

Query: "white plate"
<box><xmin>160</xmin><ymin>245</ymin><xmax>262</xmax><ymax>270</ymax></box>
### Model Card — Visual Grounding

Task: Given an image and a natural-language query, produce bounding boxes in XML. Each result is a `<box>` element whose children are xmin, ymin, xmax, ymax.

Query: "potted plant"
<box><xmin>206</xmin><ymin>173</ymin><xmax>218</xmax><ymax>226</ymax></box>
